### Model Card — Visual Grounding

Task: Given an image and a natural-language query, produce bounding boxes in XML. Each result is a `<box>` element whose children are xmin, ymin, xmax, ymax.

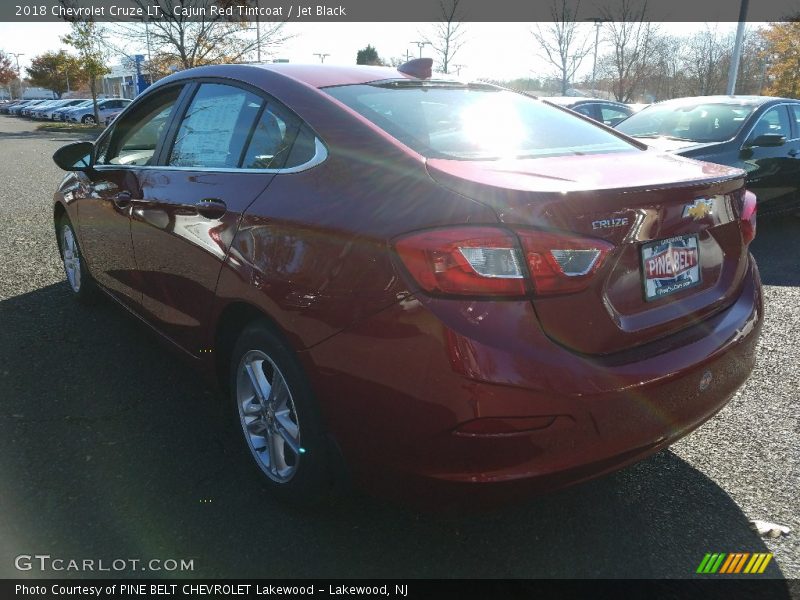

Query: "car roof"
<box><xmin>651</xmin><ymin>95</ymin><xmax>795</xmax><ymax>107</ymax></box>
<box><xmin>159</xmin><ymin>62</ymin><xmax>462</xmax><ymax>90</ymax></box>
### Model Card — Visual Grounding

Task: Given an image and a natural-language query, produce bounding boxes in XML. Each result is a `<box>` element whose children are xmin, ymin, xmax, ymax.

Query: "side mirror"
<box><xmin>53</xmin><ymin>141</ymin><xmax>94</xmax><ymax>171</ymax></box>
<box><xmin>746</xmin><ymin>133</ymin><xmax>786</xmax><ymax>148</ymax></box>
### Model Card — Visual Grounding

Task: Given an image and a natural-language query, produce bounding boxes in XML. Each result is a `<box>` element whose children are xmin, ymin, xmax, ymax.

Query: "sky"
<box><xmin>0</xmin><ymin>21</ymin><xmax>741</xmax><ymax>83</ymax></box>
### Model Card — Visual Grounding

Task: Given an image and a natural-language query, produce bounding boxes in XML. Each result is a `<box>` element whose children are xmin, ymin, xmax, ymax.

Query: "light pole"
<box><xmin>313</xmin><ymin>53</ymin><xmax>330</xmax><ymax>63</ymax></box>
<box><xmin>255</xmin><ymin>0</ymin><xmax>261</xmax><ymax>62</ymax></box>
<box><xmin>726</xmin><ymin>0</ymin><xmax>749</xmax><ymax>95</ymax></box>
<box><xmin>10</xmin><ymin>53</ymin><xmax>24</xmax><ymax>99</ymax></box>
<box><xmin>587</xmin><ymin>19</ymin><xmax>604</xmax><ymax>95</ymax></box>
<box><xmin>410</xmin><ymin>41</ymin><xmax>431</xmax><ymax>59</ymax></box>
<box><xmin>452</xmin><ymin>63</ymin><xmax>464</xmax><ymax>76</ymax></box>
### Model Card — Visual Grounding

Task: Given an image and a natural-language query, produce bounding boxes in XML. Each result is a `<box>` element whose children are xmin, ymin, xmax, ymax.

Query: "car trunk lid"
<box><xmin>426</xmin><ymin>151</ymin><xmax>750</xmax><ymax>355</ymax></box>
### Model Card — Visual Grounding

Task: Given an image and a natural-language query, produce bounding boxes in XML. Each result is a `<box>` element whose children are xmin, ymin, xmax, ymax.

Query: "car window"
<box><xmin>169</xmin><ymin>83</ymin><xmax>263</xmax><ymax>169</ymax></box>
<box><xmin>97</xmin><ymin>86</ymin><xmax>182</xmax><ymax>167</ymax></box>
<box><xmin>600</xmin><ymin>105</ymin><xmax>631</xmax><ymax>127</ymax></box>
<box><xmin>572</xmin><ymin>104</ymin><xmax>596</xmax><ymax>118</ymax></box>
<box><xmin>240</xmin><ymin>101</ymin><xmax>315</xmax><ymax>170</ymax></box>
<box><xmin>745</xmin><ymin>106</ymin><xmax>791</xmax><ymax>145</ymax></box>
<box><xmin>618</xmin><ymin>102</ymin><xmax>756</xmax><ymax>142</ymax></box>
<box><xmin>325</xmin><ymin>84</ymin><xmax>636</xmax><ymax>160</ymax></box>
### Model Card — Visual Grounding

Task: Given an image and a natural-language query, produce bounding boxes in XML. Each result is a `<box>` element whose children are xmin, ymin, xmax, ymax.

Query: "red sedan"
<box><xmin>51</xmin><ymin>59</ymin><xmax>762</xmax><ymax>503</ymax></box>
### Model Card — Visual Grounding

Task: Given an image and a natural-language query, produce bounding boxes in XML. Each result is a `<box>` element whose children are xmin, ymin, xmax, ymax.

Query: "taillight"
<box><xmin>394</xmin><ymin>227</ymin><xmax>526</xmax><ymax>296</ymax></box>
<box><xmin>517</xmin><ymin>229</ymin><xmax>613</xmax><ymax>295</ymax></box>
<box><xmin>740</xmin><ymin>190</ymin><xmax>757</xmax><ymax>245</ymax></box>
<box><xmin>394</xmin><ymin>226</ymin><xmax>613</xmax><ymax>297</ymax></box>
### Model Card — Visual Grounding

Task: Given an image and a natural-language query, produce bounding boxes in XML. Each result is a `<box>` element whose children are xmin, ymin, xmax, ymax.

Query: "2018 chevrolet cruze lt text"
<box><xmin>52</xmin><ymin>59</ymin><xmax>762</xmax><ymax>503</ymax></box>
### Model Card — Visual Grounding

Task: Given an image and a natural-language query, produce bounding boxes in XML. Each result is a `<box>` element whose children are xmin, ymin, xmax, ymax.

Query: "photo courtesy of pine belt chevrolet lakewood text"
<box><xmin>50</xmin><ymin>58</ymin><xmax>762</xmax><ymax>503</ymax></box>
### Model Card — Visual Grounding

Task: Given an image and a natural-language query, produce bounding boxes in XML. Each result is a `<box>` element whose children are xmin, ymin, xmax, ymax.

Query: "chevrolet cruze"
<box><xmin>51</xmin><ymin>59</ymin><xmax>762</xmax><ymax>502</ymax></box>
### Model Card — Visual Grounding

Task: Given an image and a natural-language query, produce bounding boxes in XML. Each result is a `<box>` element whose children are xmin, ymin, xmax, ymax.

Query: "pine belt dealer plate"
<box><xmin>640</xmin><ymin>234</ymin><xmax>701</xmax><ymax>301</ymax></box>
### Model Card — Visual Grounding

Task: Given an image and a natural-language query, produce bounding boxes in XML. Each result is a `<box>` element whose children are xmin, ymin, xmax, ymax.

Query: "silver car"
<box><xmin>66</xmin><ymin>98</ymin><xmax>131</xmax><ymax>124</ymax></box>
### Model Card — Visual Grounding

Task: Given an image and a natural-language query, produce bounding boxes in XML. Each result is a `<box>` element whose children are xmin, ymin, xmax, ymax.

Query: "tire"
<box><xmin>57</xmin><ymin>216</ymin><xmax>98</xmax><ymax>304</ymax></box>
<box><xmin>229</xmin><ymin>321</ymin><xmax>333</xmax><ymax>502</ymax></box>
<box><xmin>81</xmin><ymin>114</ymin><xmax>96</xmax><ymax>124</ymax></box>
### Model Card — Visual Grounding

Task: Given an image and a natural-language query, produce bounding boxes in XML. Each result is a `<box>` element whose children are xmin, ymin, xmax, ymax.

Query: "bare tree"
<box><xmin>532</xmin><ymin>0</ymin><xmax>591</xmax><ymax>95</ymax></box>
<box><xmin>681</xmin><ymin>27</ymin><xmax>732</xmax><ymax>96</ymax></box>
<box><xmin>423</xmin><ymin>0</ymin><xmax>467</xmax><ymax>74</ymax></box>
<box><xmin>108</xmin><ymin>0</ymin><xmax>290</xmax><ymax>73</ymax></box>
<box><xmin>598</xmin><ymin>0</ymin><xmax>658</xmax><ymax>102</ymax></box>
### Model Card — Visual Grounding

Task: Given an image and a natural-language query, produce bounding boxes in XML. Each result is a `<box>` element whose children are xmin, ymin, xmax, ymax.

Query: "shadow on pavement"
<box><xmin>0</xmin><ymin>283</ymin><xmax>789</xmax><ymax>585</ymax></box>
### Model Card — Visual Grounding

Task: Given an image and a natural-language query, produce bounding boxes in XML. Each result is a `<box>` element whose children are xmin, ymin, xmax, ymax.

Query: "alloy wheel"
<box><xmin>61</xmin><ymin>225</ymin><xmax>81</xmax><ymax>292</ymax></box>
<box><xmin>235</xmin><ymin>350</ymin><xmax>303</xmax><ymax>483</ymax></box>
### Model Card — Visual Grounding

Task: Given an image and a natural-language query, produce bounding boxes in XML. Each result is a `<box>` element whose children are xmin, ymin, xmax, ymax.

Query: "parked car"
<box><xmin>616</xmin><ymin>95</ymin><xmax>800</xmax><ymax>215</ymax></box>
<box><xmin>65</xmin><ymin>98</ymin><xmax>131</xmax><ymax>124</ymax></box>
<box><xmin>10</xmin><ymin>100</ymin><xmax>45</xmax><ymax>116</ymax></box>
<box><xmin>51</xmin><ymin>60</ymin><xmax>762</xmax><ymax>503</ymax></box>
<box><xmin>539</xmin><ymin>97</ymin><xmax>634</xmax><ymax>127</ymax></box>
<box><xmin>28</xmin><ymin>99</ymin><xmax>65</xmax><ymax>119</ymax></box>
<box><xmin>21</xmin><ymin>99</ymin><xmax>54</xmax><ymax>117</ymax></box>
<box><xmin>0</xmin><ymin>100</ymin><xmax>25</xmax><ymax>114</ymax></box>
<box><xmin>33</xmin><ymin>98</ymin><xmax>88</xmax><ymax>120</ymax></box>
<box><xmin>104</xmin><ymin>109</ymin><xmax>124</xmax><ymax>126</ymax></box>
<box><xmin>52</xmin><ymin>99</ymin><xmax>94</xmax><ymax>121</ymax></box>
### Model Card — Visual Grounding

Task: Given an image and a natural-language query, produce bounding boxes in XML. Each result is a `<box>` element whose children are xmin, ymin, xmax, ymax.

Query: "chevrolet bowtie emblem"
<box><xmin>683</xmin><ymin>199</ymin><xmax>713</xmax><ymax>220</ymax></box>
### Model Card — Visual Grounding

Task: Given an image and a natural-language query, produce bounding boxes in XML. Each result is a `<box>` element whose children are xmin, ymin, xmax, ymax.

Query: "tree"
<box><xmin>423</xmin><ymin>0</ymin><xmax>467</xmax><ymax>74</ymax></box>
<box><xmin>598</xmin><ymin>0</ymin><xmax>659</xmax><ymax>102</ymax></box>
<box><xmin>62</xmin><ymin>21</ymin><xmax>110</xmax><ymax>124</ymax></box>
<box><xmin>0</xmin><ymin>51</ymin><xmax>14</xmax><ymax>87</ymax></box>
<box><xmin>761</xmin><ymin>22</ymin><xmax>800</xmax><ymax>98</ymax></box>
<box><xmin>532</xmin><ymin>0</ymin><xmax>591</xmax><ymax>95</ymax></box>
<box><xmin>26</xmin><ymin>51</ymin><xmax>85</xmax><ymax>98</ymax></box>
<box><xmin>109</xmin><ymin>0</ymin><xmax>289</xmax><ymax>71</ymax></box>
<box><xmin>356</xmin><ymin>45</ymin><xmax>383</xmax><ymax>66</ymax></box>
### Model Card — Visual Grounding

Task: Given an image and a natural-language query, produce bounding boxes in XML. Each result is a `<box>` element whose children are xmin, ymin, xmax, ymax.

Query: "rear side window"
<box><xmin>240</xmin><ymin>103</ymin><xmax>316</xmax><ymax>170</ymax></box>
<box><xmin>790</xmin><ymin>105</ymin><xmax>800</xmax><ymax>137</ymax></box>
<box><xmin>600</xmin><ymin>105</ymin><xmax>631</xmax><ymax>127</ymax></box>
<box><xmin>324</xmin><ymin>83</ymin><xmax>636</xmax><ymax>160</ymax></box>
<box><xmin>169</xmin><ymin>84</ymin><xmax>262</xmax><ymax>168</ymax></box>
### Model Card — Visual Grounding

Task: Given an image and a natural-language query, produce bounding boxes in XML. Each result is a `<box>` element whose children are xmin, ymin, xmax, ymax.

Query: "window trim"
<box><xmin>93</xmin><ymin>77</ymin><xmax>328</xmax><ymax>175</ymax></box>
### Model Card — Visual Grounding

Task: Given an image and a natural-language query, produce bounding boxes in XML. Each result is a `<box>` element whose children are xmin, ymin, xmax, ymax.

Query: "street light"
<box><xmin>726</xmin><ymin>0</ymin><xmax>749</xmax><ymax>95</ymax></box>
<box><xmin>410</xmin><ymin>41</ymin><xmax>431</xmax><ymax>59</ymax></box>
<box><xmin>452</xmin><ymin>63</ymin><xmax>465</xmax><ymax>76</ymax></box>
<box><xmin>313</xmin><ymin>53</ymin><xmax>330</xmax><ymax>63</ymax></box>
<box><xmin>586</xmin><ymin>19</ymin><xmax>605</xmax><ymax>95</ymax></box>
<box><xmin>9</xmin><ymin>53</ymin><xmax>25</xmax><ymax>99</ymax></box>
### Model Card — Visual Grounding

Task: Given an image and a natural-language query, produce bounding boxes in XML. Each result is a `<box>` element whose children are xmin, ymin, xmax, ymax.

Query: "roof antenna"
<box><xmin>398</xmin><ymin>58</ymin><xmax>433</xmax><ymax>79</ymax></box>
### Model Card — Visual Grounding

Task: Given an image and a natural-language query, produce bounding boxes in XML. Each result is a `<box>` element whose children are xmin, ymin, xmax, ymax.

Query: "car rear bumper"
<box><xmin>304</xmin><ymin>255</ymin><xmax>763</xmax><ymax>498</ymax></box>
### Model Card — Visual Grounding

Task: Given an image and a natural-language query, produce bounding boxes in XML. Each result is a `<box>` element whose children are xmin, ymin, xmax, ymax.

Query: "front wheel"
<box><xmin>58</xmin><ymin>217</ymin><xmax>98</xmax><ymax>303</ymax></box>
<box><xmin>229</xmin><ymin>322</ymin><xmax>333</xmax><ymax>502</ymax></box>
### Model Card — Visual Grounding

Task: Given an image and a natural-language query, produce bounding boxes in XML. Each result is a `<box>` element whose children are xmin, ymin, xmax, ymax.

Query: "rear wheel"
<box><xmin>81</xmin><ymin>114</ymin><xmax>96</xmax><ymax>125</ymax></box>
<box><xmin>58</xmin><ymin>217</ymin><xmax>97</xmax><ymax>303</ymax></box>
<box><xmin>229</xmin><ymin>322</ymin><xmax>332</xmax><ymax>502</ymax></box>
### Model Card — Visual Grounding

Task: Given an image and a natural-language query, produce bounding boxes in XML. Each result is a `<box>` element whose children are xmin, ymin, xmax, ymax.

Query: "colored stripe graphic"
<box><xmin>698</xmin><ymin>553</ymin><xmax>773</xmax><ymax>574</ymax></box>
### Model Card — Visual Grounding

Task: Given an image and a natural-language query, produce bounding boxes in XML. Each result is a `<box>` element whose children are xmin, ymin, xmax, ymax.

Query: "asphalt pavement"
<box><xmin>0</xmin><ymin>115</ymin><xmax>797</xmax><ymax>581</ymax></box>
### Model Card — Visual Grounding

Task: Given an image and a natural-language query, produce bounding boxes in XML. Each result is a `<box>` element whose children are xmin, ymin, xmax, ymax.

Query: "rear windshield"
<box><xmin>617</xmin><ymin>102</ymin><xmax>757</xmax><ymax>142</ymax></box>
<box><xmin>324</xmin><ymin>83</ymin><xmax>637</xmax><ymax>160</ymax></box>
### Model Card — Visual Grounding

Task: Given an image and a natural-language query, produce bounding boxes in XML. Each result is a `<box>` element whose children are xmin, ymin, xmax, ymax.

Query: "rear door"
<box><xmin>129</xmin><ymin>80</ymin><xmax>306</xmax><ymax>355</ymax></box>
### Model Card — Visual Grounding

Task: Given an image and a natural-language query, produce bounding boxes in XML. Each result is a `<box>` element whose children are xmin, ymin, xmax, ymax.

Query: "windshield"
<box><xmin>325</xmin><ymin>83</ymin><xmax>637</xmax><ymax>160</ymax></box>
<box><xmin>617</xmin><ymin>102</ymin><xmax>756</xmax><ymax>143</ymax></box>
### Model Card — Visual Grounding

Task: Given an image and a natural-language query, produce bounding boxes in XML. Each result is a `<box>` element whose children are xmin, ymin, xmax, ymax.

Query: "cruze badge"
<box><xmin>683</xmin><ymin>199</ymin><xmax>713</xmax><ymax>220</ymax></box>
<box><xmin>592</xmin><ymin>217</ymin><xmax>629</xmax><ymax>230</ymax></box>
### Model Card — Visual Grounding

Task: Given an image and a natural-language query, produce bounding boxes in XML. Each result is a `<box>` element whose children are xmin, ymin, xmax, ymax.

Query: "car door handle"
<box><xmin>194</xmin><ymin>198</ymin><xmax>227</xmax><ymax>219</ymax></box>
<box><xmin>112</xmin><ymin>191</ymin><xmax>132</xmax><ymax>207</ymax></box>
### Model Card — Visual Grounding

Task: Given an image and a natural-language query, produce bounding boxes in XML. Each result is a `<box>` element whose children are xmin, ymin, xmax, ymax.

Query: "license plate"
<box><xmin>640</xmin><ymin>234</ymin><xmax>701</xmax><ymax>301</ymax></box>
